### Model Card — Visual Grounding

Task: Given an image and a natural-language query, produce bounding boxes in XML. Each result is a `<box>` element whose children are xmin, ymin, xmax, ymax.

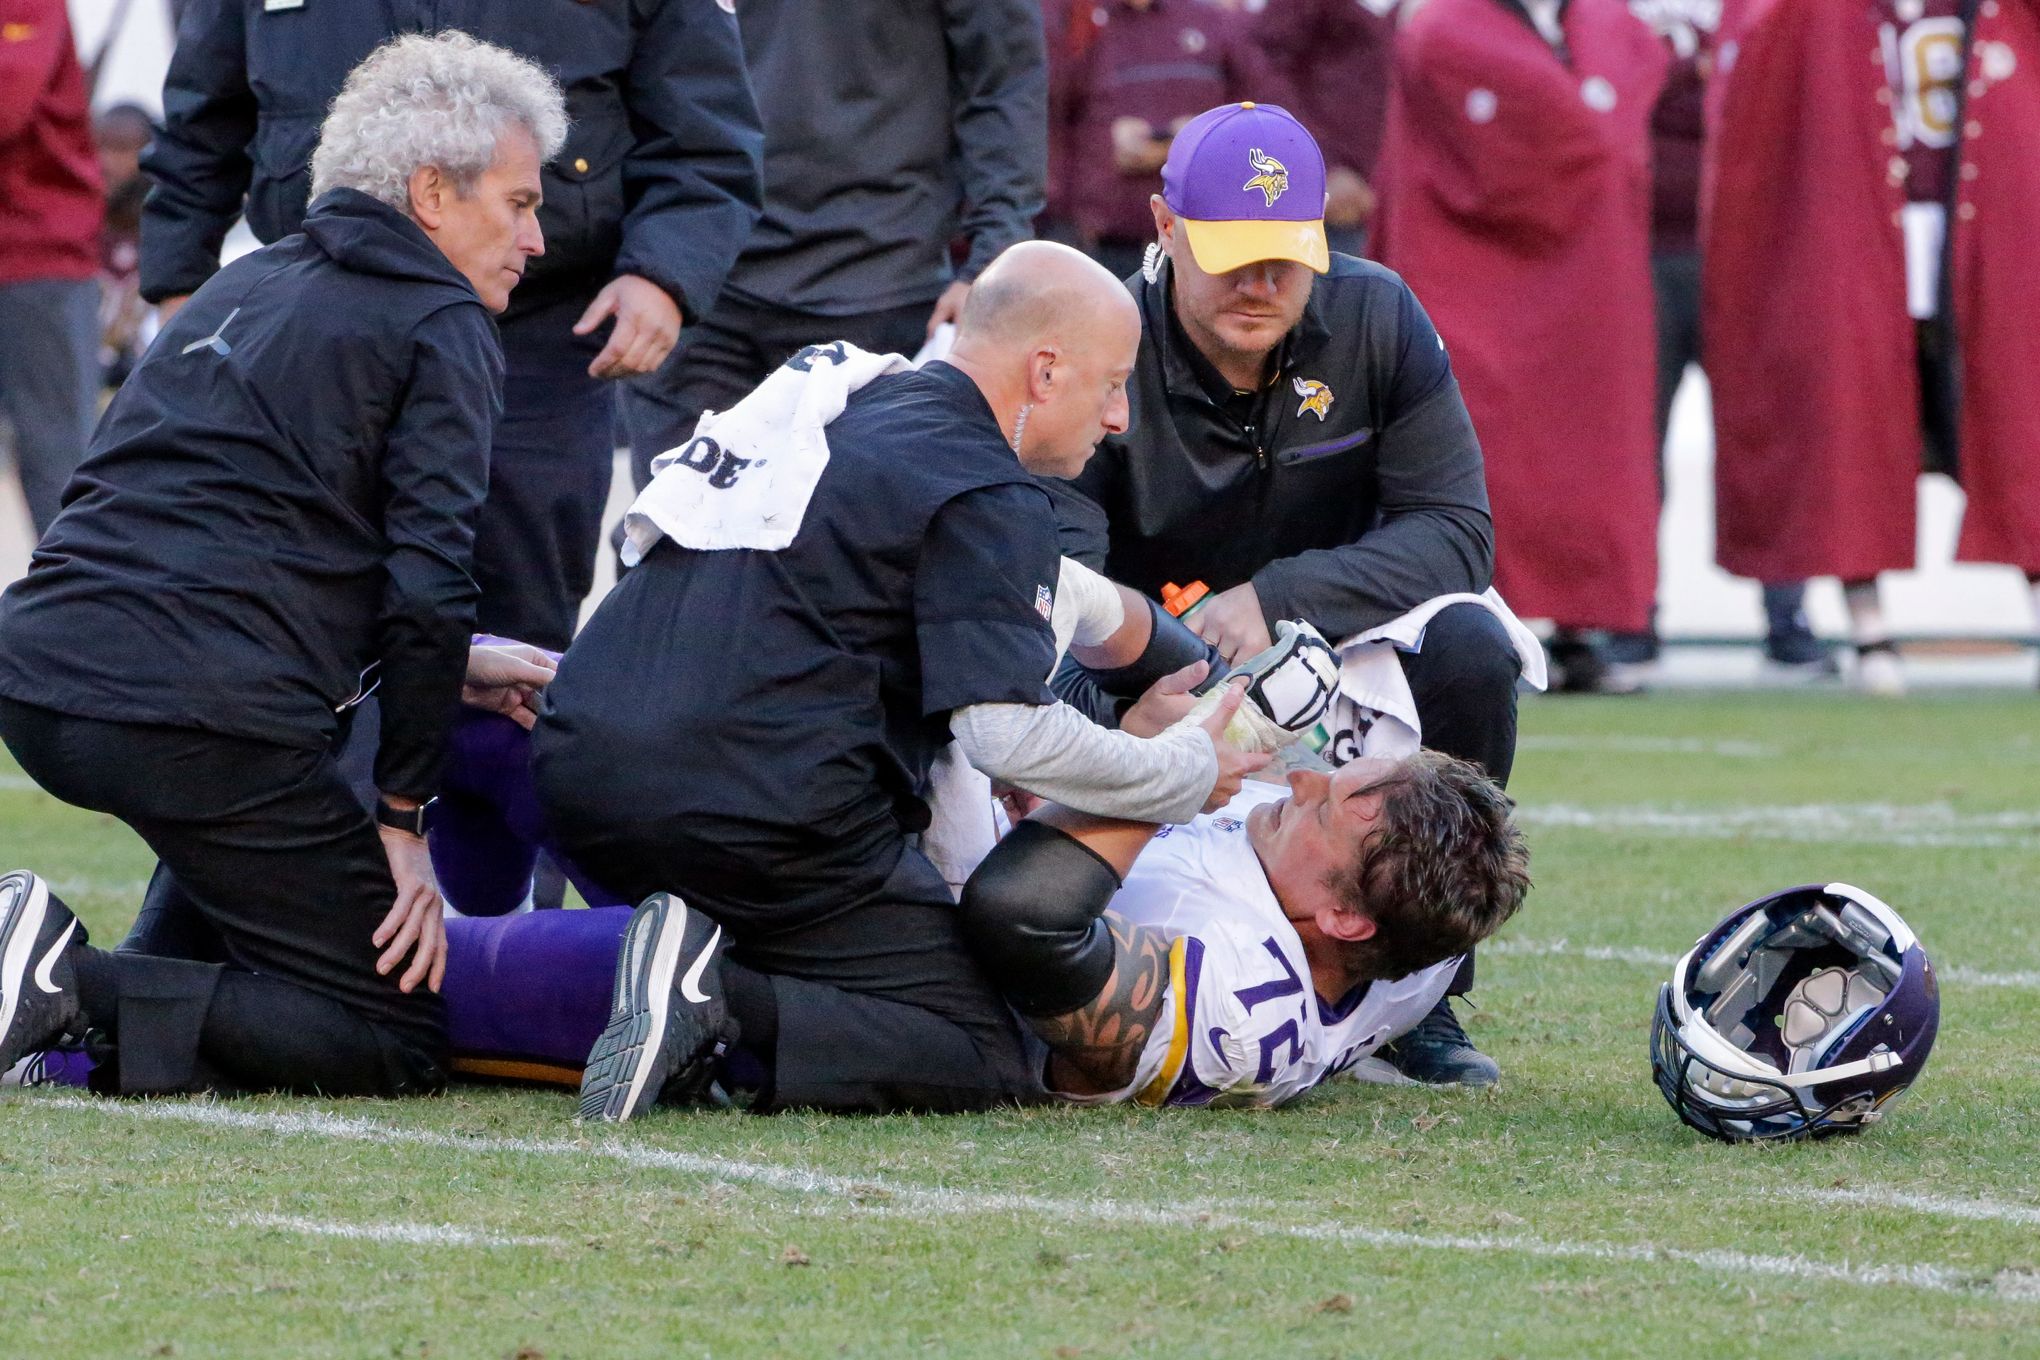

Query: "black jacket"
<box><xmin>0</xmin><ymin>189</ymin><xmax>498</xmax><ymax>799</ymax></box>
<box><xmin>139</xmin><ymin>0</ymin><xmax>764</xmax><ymax>323</ymax></box>
<box><xmin>1047</xmin><ymin>254</ymin><xmax>1494</xmax><ymax>641</ymax></box>
<box><xmin>723</xmin><ymin>0</ymin><xmax>1046</xmax><ymax>315</ymax></box>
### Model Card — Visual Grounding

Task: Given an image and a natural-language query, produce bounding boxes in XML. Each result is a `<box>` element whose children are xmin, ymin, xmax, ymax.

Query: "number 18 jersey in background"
<box><xmin>1058</xmin><ymin>784</ymin><xmax>1461</xmax><ymax>1109</ymax></box>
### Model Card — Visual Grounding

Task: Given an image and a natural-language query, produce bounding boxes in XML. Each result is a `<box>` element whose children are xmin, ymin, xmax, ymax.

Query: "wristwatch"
<box><xmin>375</xmin><ymin>796</ymin><xmax>436</xmax><ymax>839</ymax></box>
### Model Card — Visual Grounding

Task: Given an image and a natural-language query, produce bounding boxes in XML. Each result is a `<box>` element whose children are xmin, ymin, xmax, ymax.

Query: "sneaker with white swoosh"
<box><xmin>0</xmin><ymin>871</ymin><xmax>86</xmax><ymax>1079</ymax></box>
<box><xmin>577</xmin><ymin>892</ymin><xmax>733</xmax><ymax>1122</ymax></box>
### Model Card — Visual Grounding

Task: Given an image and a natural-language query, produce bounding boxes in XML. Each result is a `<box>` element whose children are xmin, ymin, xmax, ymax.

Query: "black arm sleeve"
<box><xmin>1049</xmin><ymin>594</ymin><xmax>1228</xmax><ymax>727</ymax></box>
<box><xmin>959</xmin><ymin>820</ymin><xmax>1122</xmax><ymax>1018</ymax></box>
<box><xmin>138</xmin><ymin>0</ymin><xmax>255</xmax><ymax>302</ymax></box>
<box><xmin>610</xmin><ymin>0</ymin><xmax>767</xmax><ymax>321</ymax></box>
<box><xmin>373</xmin><ymin>307</ymin><xmax>501</xmax><ymax>799</ymax></box>
<box><xmin>942</xmin><ymin>0</ymin><xmax>1050</xmax><ymax>280</ymax></box>
<box><xmin>1250</xmin><ymin>280</ymin><xmax>1495</xmax><ymax>638</ymax></box>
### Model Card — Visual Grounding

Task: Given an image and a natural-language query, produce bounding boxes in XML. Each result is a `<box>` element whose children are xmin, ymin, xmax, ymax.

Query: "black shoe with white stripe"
<box><xmin>578</xmin><ymin>893</ymin><xmax>733</xmax><ymax>1122</ymax></box>
<box><xmin>1</xmin><ymin>871</ymin><xmax>85</xmax><ymax>1076</ymax></box>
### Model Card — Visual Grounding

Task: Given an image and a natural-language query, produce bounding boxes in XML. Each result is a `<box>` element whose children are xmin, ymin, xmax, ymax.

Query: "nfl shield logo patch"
<box><xmin>1035</xmin><ymin>584</ymin><xmax>1054</xmax><ymax>621</ymax></box>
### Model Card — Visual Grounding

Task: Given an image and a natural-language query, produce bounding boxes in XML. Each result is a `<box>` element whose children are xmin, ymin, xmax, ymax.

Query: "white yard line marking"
<box><xmin>791</xmin><ymin>1201</ymin><xmax>2040</xmax><ymax>1302</ymax></box>
<box><xmin>1789</xmin><ymin>1187</ymin><xmax>2040</xmax><ymax>1228</ymax></box>
<box><xmin>35</xmin><ymin>1096</ymin><xmax>2039</xmax><ymax>1304</ymax></box>
<box><xmin>1486</xmin><ymin>937</ymin><xmax>2040</xmax><ymax>991</ymax></box>
<box><xmin>1517</xmin><ymin>735</ymin><xmax>1780</xmax><ymax>759</ymax></box>
<box><xmin>231</xmin><ymin>1212</ymin><xmax>567</xmax><ymax>1249</ymax></box>
<box><xmin>1520</xmin><ymin>802</ymin><xmax>2040</xmax><ymax>850</ymax></box>
<box><xmin>1488</xmin><ymin>938</ymin><xmax>1680</xmax><ymax>968</ymax></box>
<box><xmin>0</xmin><ymin>774</ymin><xmax>42</xmax><ymax>792</ymax></box>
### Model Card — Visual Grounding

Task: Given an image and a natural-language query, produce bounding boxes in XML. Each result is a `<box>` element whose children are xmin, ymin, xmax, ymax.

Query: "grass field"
<box><xmin>5</xmin><ymin>690</ymin><xmax>2039</xmax><ymax>1359</ymax></box>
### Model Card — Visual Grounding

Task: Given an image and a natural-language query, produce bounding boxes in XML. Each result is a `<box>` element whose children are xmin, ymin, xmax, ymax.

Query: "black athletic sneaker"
<box><xmin>0</xmin><ymin>871</ymin><xmax>85</xmax><ymax>1075</ymax></box>
<box><xmin>1378</xmin><ymin>996</ymin><xmax>1499</xmax><ymax>1088</ymax></box>
<box><xmin>578</xmin><ymin>893</ymin><xmax>734</xmax><ymax>1122</ymax></box>
<box><xmin>1548</xmin><ymin>633</ymin><xmax>1644</xmax><ymax>696</ymax></box>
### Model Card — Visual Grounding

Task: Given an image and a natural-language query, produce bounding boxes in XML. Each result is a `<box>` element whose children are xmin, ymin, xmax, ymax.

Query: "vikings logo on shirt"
<box><xmin>1243</xmin><ymin>148</ymin><xmax>1290</xmax><ymax>207</ymax></box>
<box><xmin>1292</xmin><ymin>376</ymin><xmax>1334</xmax><ymax>421</ymax></box>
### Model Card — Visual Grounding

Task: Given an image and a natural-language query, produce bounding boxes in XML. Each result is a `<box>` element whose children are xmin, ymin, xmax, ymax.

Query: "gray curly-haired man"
<box><xmin>0</xmin><ymin>33</ymin><xmax>564</xmax><ymax>1100</ymax></box>
<box><xmin>139</xmin><ymin>0</ymin><xmax>764</xmax><ymax>656</ymax></box>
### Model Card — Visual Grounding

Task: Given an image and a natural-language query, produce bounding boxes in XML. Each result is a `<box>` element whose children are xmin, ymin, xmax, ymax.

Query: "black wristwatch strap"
<box><xmin>375</xmin><ymin>797</ymin><xmax>436</xmax><ymax>839</ymax></box>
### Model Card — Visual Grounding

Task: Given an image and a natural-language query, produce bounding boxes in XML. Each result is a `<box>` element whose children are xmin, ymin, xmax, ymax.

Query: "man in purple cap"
<box><xmin>1045</xmin><ymin>101</ymin><xmax>1527</xmax><ymax>1088</ymax></box>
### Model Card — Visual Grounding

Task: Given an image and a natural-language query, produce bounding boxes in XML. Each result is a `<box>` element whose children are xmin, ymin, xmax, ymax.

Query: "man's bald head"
<box><xmin>948</xmin><ymin>241</ymin><xmax>1142</xmax><ymax>479</ymax></box>
<box><xmin>955</xmin><ymin>240</ymin><xmax>1134</xmax><ymax>351</ymax></box>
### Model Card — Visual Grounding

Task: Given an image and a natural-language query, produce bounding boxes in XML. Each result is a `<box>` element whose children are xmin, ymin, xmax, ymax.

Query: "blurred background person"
<box><xmin>1376</xmin><ymin>0</ymin><xmax>1667</xmax><ymax>693</ymax></box>
<box><xmin>1607</xmin><ymin>0</ymin><xmax>1832</xmax><ymax>678</ymax></box>
<box><xmin>1704</xmin><ymin>0</ymin><xmax>2040</xmax><ymax>695</ymax></box>
<box><xmin>0</xmin><ymin>0</ymin><xmax>105</xmax><ymax>541</ymax></box>
<box><xmin>93</xmin><ymin>100</ymin><xmax>154</xmax><ymax>390</ymax></box>
<box><xmin>1251</xmin><ymin>0</ymin><xmax>1396</xmax><ymax>256</ymax></box>
<box><xmin>1049</xmin><ymin>0</ymin><xmax>1278</xmax><ymax>280</ymax></box>
<box><xmin>619</xmin><ymin>0</ymin><xmax>1047</xmax><ymax>483</ymax></box>
<box><xmin>137</xmin><ymin>0</ymin><xmax>763</xmax><ymax>654</ymax></box>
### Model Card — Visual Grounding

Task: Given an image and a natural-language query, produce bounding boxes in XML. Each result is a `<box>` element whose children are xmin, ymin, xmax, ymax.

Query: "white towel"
<box><xmin>620</xmin><ymin>340</ymin><xmax>910</xmax><ymax>564</ymax></box>
<box><xmin>1323</xmin><ymin>588</ymin><xmax>1548</xmax><ymax>760</ymax></box>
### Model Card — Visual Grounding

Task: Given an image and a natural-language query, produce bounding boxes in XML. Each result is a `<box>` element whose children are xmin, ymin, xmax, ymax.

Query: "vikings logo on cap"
<box><xmin>1292</xmin><ymin>376</ymin><xmax>1333</xmax><ymax>420</ymax></box>
<box><xmin>1242</xmin><ymin>148</ymin><xmax>1290</xmax><ymax>207</ymax></box>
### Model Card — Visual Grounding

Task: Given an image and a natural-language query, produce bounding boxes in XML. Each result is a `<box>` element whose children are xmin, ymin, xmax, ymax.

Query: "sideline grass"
<box><xmin>4</xmin><ymin>691</ymin><xmax>2039</xmax><ymax>1359</ymax></box>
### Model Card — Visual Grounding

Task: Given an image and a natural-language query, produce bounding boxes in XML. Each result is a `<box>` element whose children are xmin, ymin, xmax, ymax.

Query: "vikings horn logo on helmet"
<box><xmin>1292</xmin><ymin>376</ymin><xmax>1333</xmax><ymax>420</ymax></box>
<box><xmin>1243</xmin><ymin>148</ymin><xmax>1290</xmax><ymax>206</ymax></box>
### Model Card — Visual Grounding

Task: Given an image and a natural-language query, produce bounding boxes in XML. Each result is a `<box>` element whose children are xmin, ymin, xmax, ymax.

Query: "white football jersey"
<box><xmin>1059</xmin><ymin>784</ymin><xmax>1459</xmax><ymax>1109</ymax></box>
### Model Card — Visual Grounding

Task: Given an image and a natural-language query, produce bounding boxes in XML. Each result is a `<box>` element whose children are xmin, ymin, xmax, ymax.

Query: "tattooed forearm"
<box><xmin>1033</xmin><ymin>913</ymin><xmax>1171</xmax><ymax>1095</ymax></box>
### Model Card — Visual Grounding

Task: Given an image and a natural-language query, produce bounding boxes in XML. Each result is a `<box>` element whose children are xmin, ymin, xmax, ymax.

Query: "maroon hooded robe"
<box><xmin>1378</xmin><ymin>0</ymin><xmax>1666</xmax><ymax>632</ymax></box>
<box><xmin>1704</xmin><ymin>0</ymin><xmax>2040</xmax><ymax>581</ymax></box>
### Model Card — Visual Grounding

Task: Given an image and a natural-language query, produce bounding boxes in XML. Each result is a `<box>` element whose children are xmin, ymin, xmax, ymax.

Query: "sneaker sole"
<box><xmin>579</xmin><ymin>896</ymin><xmax>686</xmax><ymax>1122</ymax></box>
<box><xmin>0</xmin><ymin>872</ymin><xmax>57</xmax><ymax>1068</ymax></box>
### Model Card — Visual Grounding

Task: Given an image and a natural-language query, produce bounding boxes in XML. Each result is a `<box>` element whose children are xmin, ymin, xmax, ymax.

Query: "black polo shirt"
<box><xmin>534</xmin><ymin>361</ymin><xmax>1060</xmax><ymax>920</ymax></box>
<box><xmin>1046</xmin><ymin>253</ymin><xmax>1495</xmax><ymax>641</ymax></box>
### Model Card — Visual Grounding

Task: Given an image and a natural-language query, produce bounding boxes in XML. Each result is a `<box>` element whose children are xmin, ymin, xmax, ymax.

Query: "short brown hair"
<box><xmin>1323</xmin><ymin>751</ymin><xmax>1530</xmax><ymax>981</ymax></box>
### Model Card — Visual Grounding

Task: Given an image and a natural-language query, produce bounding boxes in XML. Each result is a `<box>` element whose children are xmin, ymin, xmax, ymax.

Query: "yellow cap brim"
<box><xmin>1180</xmin><ymin>217</ymin><xmax>1330</xmax><ymax>275</ymax></box>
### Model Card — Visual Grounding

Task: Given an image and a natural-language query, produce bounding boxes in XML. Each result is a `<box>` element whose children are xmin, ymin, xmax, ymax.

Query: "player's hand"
<box><xmin>990</xmin><ymin>779</ymin><xmax>1044</xmax><ymax>825</ymax></box>
<box><xmin>156</xmin><ymin>294</ymin><xmax>191</xmax><ymax>327</ymax></box>
<box><xmin>462</xmin><ymin>640</ymin><xmax>559</xmax><ymax>730</ymax></box>
<box><xmin>1111</xmin><ymin>116</ymin><xmax>1170</xmax><ymax>174</ymax></box>
<box><xmin>575</xmin><ymin>274</ymin><xmax>683</xmax><ymax>379</ymax></box>
<box><xmin>925</xmin><ymin>279</ymin><xmax>971</xmax><ymax>339</ymax></box>
<box><xmin>1121</xmin><ymin>658</ymin><xmax>1210</xmax><ymax>738</ymax></box>
<box><xmin>1185</xmin><ymin>582</ymin><xmax>1273</xmax><ymax>665</ymax></box>
<box><xmin>1324</xmin><ymin>166</ymin><xmax>1376</xmax><ymax>229</ymax></box>
<box><xmin>1195</xmin><ymin>678</ymin><xmax>1273</xmax><ymax>812</ymax></box>
<box><xmin>374</xmin><ymin>824</ymin><xmax>447</xmax><ymax>994</ymax></box>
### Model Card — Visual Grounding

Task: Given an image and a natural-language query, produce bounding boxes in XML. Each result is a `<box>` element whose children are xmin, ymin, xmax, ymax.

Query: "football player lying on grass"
<box><xmin>958</xmin><ymin>752</ymin><xmax>1530</xmax><ymax>1106</ymax></box>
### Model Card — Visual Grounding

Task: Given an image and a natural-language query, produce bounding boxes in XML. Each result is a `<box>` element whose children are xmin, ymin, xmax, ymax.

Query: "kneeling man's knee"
<box><xmin>1423</xmin><ymin>604</ymin><xmax>1521</xmax><ymax>697</ymax></box>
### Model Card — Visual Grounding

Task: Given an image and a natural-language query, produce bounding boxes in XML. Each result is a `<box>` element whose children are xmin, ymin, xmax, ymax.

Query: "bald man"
<box><xmin>502</xmin><ymin>241</ymin><xmax>1267</xmax><ymax>1117</ymax></box>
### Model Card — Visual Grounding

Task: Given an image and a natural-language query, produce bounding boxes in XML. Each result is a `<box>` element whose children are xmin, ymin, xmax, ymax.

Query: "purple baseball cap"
<box><xmin>1161</xmin><ymin>102</ymin><xmax>1329</xmax><ymax>275</ymax></box>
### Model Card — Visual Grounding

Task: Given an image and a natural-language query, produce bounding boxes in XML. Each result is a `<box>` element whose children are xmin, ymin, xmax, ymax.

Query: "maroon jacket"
<box><xmin>1378</xmin><ymin>0</ymin><xmax>1667</xmax><ymax>633</ymax></box>
<box><xmin>1705</xmin><ymin>0</ymin><xmax>2040</xmax><ymax>580</ymax></box>
<box><xmin>1255</xmin><ymin>0</ymin><xmax>1397</xmax><ymax>182</ymax></box>
<box><xmin>0</xmin><ymin>0</ymin><xmax>102</xmax><ymax>286</ymax></box>
<box><xmin>1052</xmin><ymin>0</ymin><xmax>1280</xmax><ymax>245</ymax></box>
